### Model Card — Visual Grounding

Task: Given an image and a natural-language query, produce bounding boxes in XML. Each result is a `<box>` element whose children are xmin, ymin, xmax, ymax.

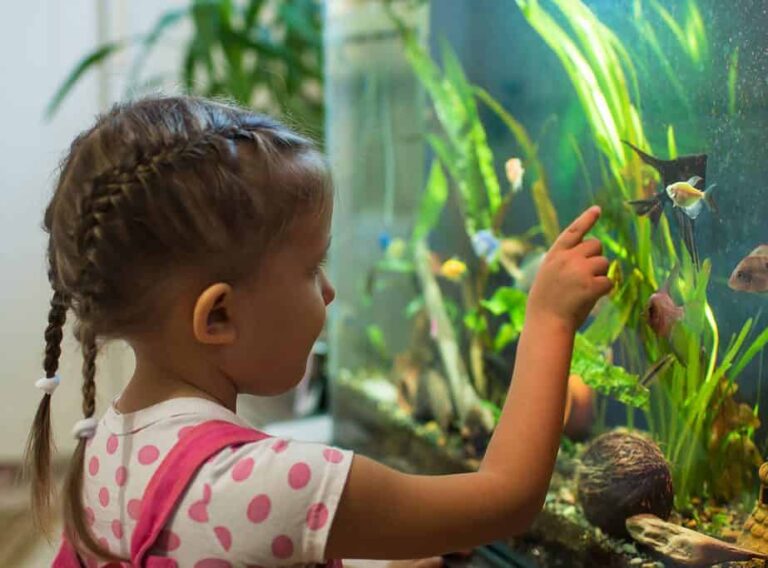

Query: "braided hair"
<box><xmin>24</xmin><ymin>95</ymin><xmax>331</xmax><ymax>561</ymax></box>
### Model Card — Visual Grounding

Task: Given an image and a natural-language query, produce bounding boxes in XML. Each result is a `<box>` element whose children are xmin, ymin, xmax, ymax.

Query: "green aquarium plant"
<box><xmin>515</xmin><ymin>0</ymin><xmax>767</xmax><ymax>509</ymax></box>
<box><xmin>46</xmin><ymin>0</ymin><xmax>324</xmax><ymax>136</ymax></box>
<box><xmin>363</xmin><ymin>11</ymin><xmax>650</xmax><ymax>443</ymax></box>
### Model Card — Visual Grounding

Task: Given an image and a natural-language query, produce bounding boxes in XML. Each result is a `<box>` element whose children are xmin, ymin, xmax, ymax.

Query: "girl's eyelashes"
<box><xmin>311</xmin><ymin>257</ymin><xmax>328</xmax><ymax>276</ymax></box>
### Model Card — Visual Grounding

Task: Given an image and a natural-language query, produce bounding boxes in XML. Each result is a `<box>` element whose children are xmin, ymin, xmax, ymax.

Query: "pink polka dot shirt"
<box><xmin>81</xmin><ymin>397</ymin><xmax>352</xmax><ymax>567</ymax></box>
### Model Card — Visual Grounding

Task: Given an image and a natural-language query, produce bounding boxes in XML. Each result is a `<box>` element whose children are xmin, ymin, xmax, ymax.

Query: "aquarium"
<box><xmin>326</xmin><ymin>1</ymin><xmax>768</xmax><ymax>565</ymax></box>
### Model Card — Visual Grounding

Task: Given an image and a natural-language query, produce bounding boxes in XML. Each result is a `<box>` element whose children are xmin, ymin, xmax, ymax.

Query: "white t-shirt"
<box><xmin>81</xmin><ymin>397</ymin><xmax>353</xmax><ymax>567</ymax></box>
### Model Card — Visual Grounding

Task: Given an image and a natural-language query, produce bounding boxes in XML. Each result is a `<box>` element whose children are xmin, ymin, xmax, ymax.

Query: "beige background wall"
<box><xmin>0</xmin><ymin>0</ymin><xmax>189</xmax><ymax>462</ymax></box>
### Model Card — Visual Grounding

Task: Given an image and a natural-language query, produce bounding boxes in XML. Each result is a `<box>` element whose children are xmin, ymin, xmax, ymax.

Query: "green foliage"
<box><xmin>412</xmin><ymin>160</ymin><xmax>449</xmax><ymax>244</ymax></box>
<box><xmin>46</xmin><ymin>0</ymin><xmax>324</xmax><ymax>135</ymax></box>
<box><xmin>571</xmin><ymin>334</ymin><xmax>649</xmax><ymax>409</ymax></box>
<box><xmin>480</xmin><ymin>287</ymin><xmax>528</xmax><ymax>351</ymax></box>
<box><xmin>475</xmin><ymin>87</ymin><xmax>561</xmax><ymax>244</ymax></box>
<box><xmin>366</xmin><ymin>324</ymin><xmax>389</xmax><ymax>361</ymax></box>
<box><xmin>518</xmin><ymin>0</ymin><xmax>767</xmax><ymax>508</ymax></box>
<box><xmin>399</xmin><ymin>26</ymin><xmax>502</xmax><ymax>236</ymax></box>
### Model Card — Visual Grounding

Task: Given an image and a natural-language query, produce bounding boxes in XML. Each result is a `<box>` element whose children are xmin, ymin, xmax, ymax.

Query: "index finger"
<box><xmin>551</xmin><ymin>206</ymin><xmax>601</xmax><ymax>251</ymax></box>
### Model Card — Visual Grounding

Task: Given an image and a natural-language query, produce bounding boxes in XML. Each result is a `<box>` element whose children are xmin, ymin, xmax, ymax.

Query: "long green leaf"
<box><xmin>46</xmin><ymin>40</ymin><xmax>130</xmax><ymax>119</ymax></box>
<box><xmin>731</xmin><ymin>326</ymin><xmax>768</xmax><ymax>380</ymax></box>
<box><xmin>475</xmin><ymin>87</ymin><xmax>560</xmax><ymax>242</ymax></box>
<box><xmin>516</xmin><ymin>0</ymin><xmax>624</xmax><ymax>160</ymax></box>
<box><xmin>412</xmin><ymin>160</ymin><xmax>448</xmax><ymax>243</ymax></box>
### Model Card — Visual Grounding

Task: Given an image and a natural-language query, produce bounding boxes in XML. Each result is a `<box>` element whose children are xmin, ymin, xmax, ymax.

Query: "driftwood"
<box><xmin>626</xmin><ymin>514</ymin><xmax>768</xmax><ymax>567</ymax></box>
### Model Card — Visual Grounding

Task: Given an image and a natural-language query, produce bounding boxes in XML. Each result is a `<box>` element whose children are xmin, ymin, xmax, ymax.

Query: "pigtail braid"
<box><xmin>62</xmin><ymin>318</ymin><xmax>124</xmax><ymax>562</ymax></box>
<box><xmin>25</xmin><ymin>286</ymin><xmax>69</xmax><ymax>531</ymax></box>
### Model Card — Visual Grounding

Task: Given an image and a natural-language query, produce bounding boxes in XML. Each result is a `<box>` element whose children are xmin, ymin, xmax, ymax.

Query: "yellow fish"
<box><xmin>665</xmin><ymin>176</ymin><xmax>717</xmax><ymax>219</ymax></box>
<box><xmin>440</xmin><ymin>258</ymin><xmax>467</xmax><ymax>281</ymax></box>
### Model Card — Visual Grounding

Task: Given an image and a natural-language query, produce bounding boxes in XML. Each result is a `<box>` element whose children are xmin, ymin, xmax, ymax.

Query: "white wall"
<box><xmin>0</xmin><ymin>0</ymin><xmax>188</xmax><ymax>461</ymax></box>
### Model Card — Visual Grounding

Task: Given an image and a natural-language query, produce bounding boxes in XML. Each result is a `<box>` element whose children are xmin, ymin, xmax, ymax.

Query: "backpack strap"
<box><xmin>130</xmin><ymin>419</ymin><xmax>271</xmax><ymax>566</ymax></box>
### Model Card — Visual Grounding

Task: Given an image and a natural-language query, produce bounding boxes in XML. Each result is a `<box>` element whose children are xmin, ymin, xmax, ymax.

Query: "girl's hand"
<box><xmin>527</xmin><ymin>206</ymin><xmax>612</xmax><ymax>331</ymax></box>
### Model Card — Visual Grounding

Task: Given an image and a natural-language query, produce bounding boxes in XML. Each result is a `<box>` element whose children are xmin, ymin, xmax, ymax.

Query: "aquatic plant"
<box><xmin>516</xmin><ymin>0</ymin><xmax>767</xmax><ymax>508</ymax></box>
<box><xmin>395</xmin><ymin>18</ymin><xmax>645</xmax><ymax>412</ymax></box>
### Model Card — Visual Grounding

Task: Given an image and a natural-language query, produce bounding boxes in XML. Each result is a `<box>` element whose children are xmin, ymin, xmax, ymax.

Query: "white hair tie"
<box><xmin>35</xmin><ymin>374</ymin><xmax>61</xmax><ymax>395</ymax></box>
<box><xmin>72</xmin><ymin>417</ymin><xmax>98</xmax><ymax>439</ymax></box>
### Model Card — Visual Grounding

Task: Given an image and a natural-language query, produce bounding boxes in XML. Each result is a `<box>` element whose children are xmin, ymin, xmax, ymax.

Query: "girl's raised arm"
<box><xmin>325</xmin><ymin>206</ymin><xmax>611</xmax><ymax>560</ymax></box>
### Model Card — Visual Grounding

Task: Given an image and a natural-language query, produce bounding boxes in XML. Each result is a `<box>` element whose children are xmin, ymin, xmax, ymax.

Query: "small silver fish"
<box><xmin>646</xmin><ymin>271</ymin><xmax>684</xmax><ymax>338</ymax></box>
<box><xmin>729</xmin><ymin>245</ymin><xmax>768</xmax><ymax>294</ymax></box>
<box><xmin>665</xmin><ymin>176</ymin><xmax>717</xmax><ymax>220</ymax></box>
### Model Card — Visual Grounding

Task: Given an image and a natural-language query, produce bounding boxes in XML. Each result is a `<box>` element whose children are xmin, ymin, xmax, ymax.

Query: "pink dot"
<box><xmin>203</xmin><ymin>483</ymin><xmax>212</xmax><ymax>503</ymax></box>
<box><xmin>106</xmin><ymin>434</ymin><xmax>118</xmax><ymax>455</ymax></box>
<box><xmin>115</xmin><ymin>466</ymin><xmax>127</xmax><ymax>487</ymax></box>
<box><xmin>138</xmin><ymin>445</ymin><xmax>160</xmax><ymax>465</ymax></box>
<box><xmin>288</xmin><ymin>462</ymin><xmax>311</xmax><ymax>489</ymax></box>
<box><xmin>271</xmin><ymin>439</ymin><xmax>289</xmax><ymax>453</ymax></box>
<box><xmin>214</xmin><ymin>526</ymin><xmax>232</xmax><ymax>551</ymax></box>
<box><xmin>88</xmin><ymin>456</ymin><xmax>99</xmax><ymax>476</ymax></box>
<box><xmin>178</xmin><ymin>425</ymin><xmax>196</xmax><ymax>440</ymax></box>
<box><xmin>271</xmin><ymin>535</ymin><xmax>294</xmax><ymax>559</ymax></box>
<box><xmin>306</xmin><ymin>503</ymin><xmax>329</xmax><ymax>530</ymax></box>
<box><xmin>98</xmin><ymin>537</ymin><xmax>110</xmax><ymax>552</ymax></box>
<box><xmin>98</xmin><ymin>487</ymin><xmax>109</xmax><ymax>507</ymax></box>
<box><xmin>232</xmin><ymin>457</ymin><xmax>254</xmax><ymax>482</ymax></box>
<box><xmin>323</xmin><ymin>448</ymin><xmax>344</xmax><ymax>464</ymax></box>
<box><xmin>156</xmin><ymin>529</ymin><xmax>181</xmax><ymax>552</ymax></box>
<box><xmin>194</xmin><ymin>560</ymin><xmax>232</xmax><ymax>568</ymax></box>
<box><xmin>246</xmin><ymin>494</ymin><xmax>271</xmax><ymax>524</ymax></box>
<box><xmin>188</xmin><ymin>501</ymin><xmax>209</xmax><ymax>523</ymax></box>
<box><xmin>111</xmin><ymin>519</ymin><xmax>123</xmax><ymax>539</ymax></box>
<box><xmin>85</xmin><ymin>506</ymin><xmax>95</xmax><ymax>526</ymax></box>
<box><xmin>127</xmin><ymin>499</ymin><xmax>142</xmax><ymax>520</ymax></box>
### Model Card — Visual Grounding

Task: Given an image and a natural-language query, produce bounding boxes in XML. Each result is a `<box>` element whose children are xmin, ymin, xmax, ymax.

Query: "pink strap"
<box><xmin>130</xmin><ymin>420</ymin><xmax>270</xmax><ymax>565</ymax></box>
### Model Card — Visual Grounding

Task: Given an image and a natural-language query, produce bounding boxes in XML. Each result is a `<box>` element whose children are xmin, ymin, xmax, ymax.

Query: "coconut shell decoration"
<box><xmin>577</xmin><ymin>430</ymin><xmax>674</xmax><ymax>538</ymax></box>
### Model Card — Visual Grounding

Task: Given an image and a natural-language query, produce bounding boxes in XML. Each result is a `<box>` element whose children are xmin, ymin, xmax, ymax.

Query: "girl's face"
<box><xmin>223</xmin><ymin>206</ymin><xmax>335</xmax><ymax>396</ymax></box>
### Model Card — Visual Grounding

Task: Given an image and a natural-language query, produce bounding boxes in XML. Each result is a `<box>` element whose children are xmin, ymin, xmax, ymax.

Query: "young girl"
<box><xmin>27</xmin><ymin>95</ymin><xmax>612</xmax><ymax>567</ymax></box>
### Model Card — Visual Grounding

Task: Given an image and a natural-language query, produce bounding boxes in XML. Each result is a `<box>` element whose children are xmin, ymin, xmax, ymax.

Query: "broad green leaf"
<box><xmin>494</xmin><ymin>323</ymin><xmax>520</xmax><ymax>352</ymax></box>
<box><xmin>463</xmin><ymin>309</ymin><xmax>488</xmax><ymax>334</ymax></box>
<box><xmin>413</xmin><ymin>160</ymin><xmax>448</xmax><ymax>243</ymax></box>
<box><xmin>481</xmin><ymin>287</ymin><xmax>528</xmax><ymax>317</ymax></box>
<box><xmin>571</xmin><ymin>333</ymin><xmax>648</xmax><ymax>409</ymax></box>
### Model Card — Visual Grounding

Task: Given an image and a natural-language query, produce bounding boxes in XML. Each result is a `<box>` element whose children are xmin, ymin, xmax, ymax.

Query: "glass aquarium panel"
<box><xmin>326</xmin><ymin>0</ymin><xmax>768</xmax><ymax>563</ymax></box>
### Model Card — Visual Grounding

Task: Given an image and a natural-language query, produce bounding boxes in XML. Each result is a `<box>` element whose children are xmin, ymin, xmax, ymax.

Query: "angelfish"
<box><xmin>729</xmin><ymin>245</ymin><xmax>768</xmax><ymax>294</ymax></box>
<box><xmin>623</xmin><ymin>141</ymin><xmax>709</xmax><ymax>267</ymax></box>
<box><xmin>665</xmin><ymin>176</ymin><xmax>717</xmax><ymax>220</ymax></box>
<box><xmin>645</xmin><ymin>269</ymin><xmax>684</xmax><ymax>338</ymax></box>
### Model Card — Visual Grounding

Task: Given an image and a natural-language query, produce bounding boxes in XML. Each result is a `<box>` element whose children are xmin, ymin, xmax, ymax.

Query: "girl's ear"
<box><xmin>192</xmin><ymin>283</ymin><xmax>236</xmax><ymax>345</ymax></box>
